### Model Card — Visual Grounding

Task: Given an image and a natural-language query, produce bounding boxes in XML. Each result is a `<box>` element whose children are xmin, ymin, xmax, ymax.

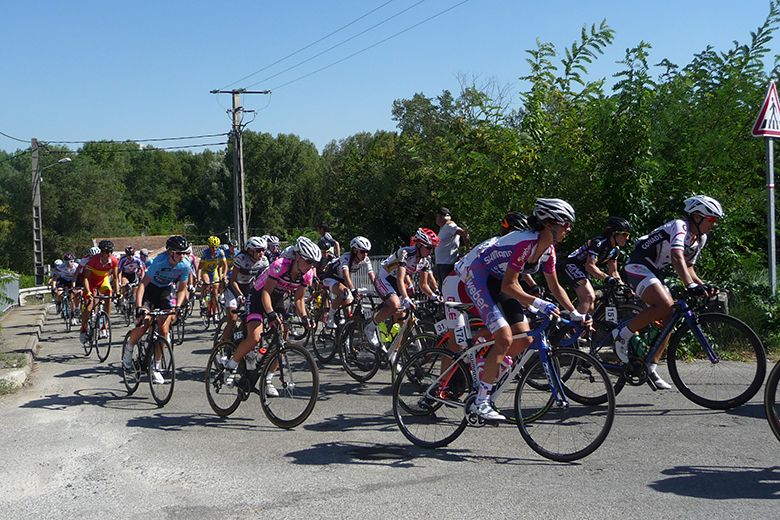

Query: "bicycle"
<box><xmin>764</xmin><ymin>358</ymin><xmax>780</xmax><ymax>443</ymax></box>
<box><xmin>336</xmin><ymin>290</ymin><xmax>388</xmax><ymax>382</ymax></box>
<box><xmin>199</xmin><ymin>281</ymin><xmax>222</xmax><ymax>330</ymax></box>
<box><xmin>60</xmin><ymin>287</ymin><xmax>79</xmax><ymax>333</ymax></box>
<box><xmin>83</xmin><ymin>294</ymin><xmax>112</xmax><ymax>362</ymax></box>
<box><xmin>393</xmin><ymin>306</ymin><xmax>615</xmax><ymax>462</ymax></box>
<box><xmin>121</xmin><ymin>308</ymin><xmax>178</xmax><ymax>406</ymax></box>
<box><xmin>588</xmin><ymin>288</ymin><xmax>766</xmax><ymax>409</ymax></box>
<box><xmin>117</xmin><ymin>281</ymin><xmax>138</xmax><ymax>327</ymax></box>
<box><xmin>205</xmin><ymin>320</ymin><xmax>319</xmax><ymax>428</ymax></box>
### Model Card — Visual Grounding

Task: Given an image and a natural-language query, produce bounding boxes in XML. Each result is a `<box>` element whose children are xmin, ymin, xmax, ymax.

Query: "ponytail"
<box><xmin>527</xmin><ymin>214</ymin><xmax>545</xmax><ymax>232</ymax></box>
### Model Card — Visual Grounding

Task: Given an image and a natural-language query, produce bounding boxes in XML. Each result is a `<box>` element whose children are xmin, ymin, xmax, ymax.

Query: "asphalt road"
<box><xmin>0</xmin><ymin>307</ymin><xmax>778</xmax><ymax>519</ymax></box>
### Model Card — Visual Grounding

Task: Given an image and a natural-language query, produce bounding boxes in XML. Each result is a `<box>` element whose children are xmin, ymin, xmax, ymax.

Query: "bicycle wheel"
<box><xmin>340</xmin><ymin>321</ymin><xmax>380</xmax><ymax>382</ymax></box>
<box><xmin>212</xmin><ymin>316</ymin><xmax>227</xmax><ymax>347</ymax></box>
<box><xmin>121</xmin><ymin>331</ymin><xmax>141</xmax><ymax>395</ymax></box>
<box><xmin>83</xmin><ymin>320</ymin><xmax>94</xmax><ymax>357</ymax></box>
<box><xmin>515</xmin><ymin>348</ymin><xmax>615</xmax><ymax>462</ymax></box>
<box><xmin>201</xmin><ymin>297</ymin><xmax>212</xmax><ymax>330</ymax></box>
<box><xmin>393</xmin><ymin>348</ymin><xmax>469</xmax><ymax>448</ymax></box>
<box><xmin>148</xmin><ymin>337</ymin><xmax>175</xmax><ymax>407</ymax></box>
<box><xmin>765</xmin><ymin>359</ymin><xmax>780</xmax><ymax>443</ymax></box>
<box><xmin>260</xmin><ymin>343</ymin><xmax>319</xmax><ymax>429</ymax></box>
<box><xmin>94</xmin><ymin>311</ymin><xmax>112</xmax><ymax>362</ymax></box>
<box><xmin>287</xmin><ymin>315</ymin><xmax>309</xmax><ymax>343</ymax></box>
<box><xmin>391</xmin><ymin>333</ymin><xmax>437</xmax><ymax>383</ymax></box>
<box><xmin>590</xmin><ymin>303</ymin><xmax>642</xmax><ymax>396</ymax></box>
<box><xmin>63</xmin><ymin>304</ymin><xmax>72</xmax><ymax>333</ymax></box>
<box><xmin>205</xmin><ymin>341</ymin><xmax>242</xmax><ymax>417</ymax></box>
<box><xmin>312</xmin><ymin>327</ymin><xmax>339</xmax><ymax>364</ymax></box>
<box><xmin>174</xmin><ymin>314</ymin><xmax>185</xmax><ymax>346</ymax></box>
<box><xmin>667</xmin><ymin>312</ymin><xmax>766</xmax><ymax>410</ymax></box>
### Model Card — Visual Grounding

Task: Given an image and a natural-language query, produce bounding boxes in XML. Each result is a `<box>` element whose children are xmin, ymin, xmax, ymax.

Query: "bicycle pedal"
<box><xmin>646</xmin><ymin>379</ymin><xmax>658</xmax><ymax>392</ymax></box>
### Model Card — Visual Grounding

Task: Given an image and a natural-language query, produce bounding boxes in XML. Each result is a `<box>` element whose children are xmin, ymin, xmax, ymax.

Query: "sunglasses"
<box><xmin>172</xmin><ymin>251</ymin><xmax>186</xmax><ymax>257</ymax></box>
<box><xmin>702</xmin><ymin>215</ymin><xmax>718</xmax><ymax>224</ymax></box>
<box><xmin>553</xmin><ymin>221</ymin><xmax>572</xmax><ymax>231</ymax></box>
<box><xmin>615</xmin><ymin>231</ymin><xmax>630</xmax><ymax>237</ymax></box>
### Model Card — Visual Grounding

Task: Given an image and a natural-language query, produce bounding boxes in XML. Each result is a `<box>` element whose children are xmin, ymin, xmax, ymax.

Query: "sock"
<box><xmin>476</xmin><ymin>381</ymin><xmax>492</xmax><ymax>404</ymax></box>
<box><xmin>616</xmin><ymin>326</ymin><xmax>634</xmax><ymax>341</ymax></box>
<box><xmin>647</xmin><ymin>362</ymin><xmax>658</xmax><ymax>373</ymax></box>
<box><xmin>226</xmin><ymin>358</ymin><xmax>238</xmax><ymax>370</ymax></box>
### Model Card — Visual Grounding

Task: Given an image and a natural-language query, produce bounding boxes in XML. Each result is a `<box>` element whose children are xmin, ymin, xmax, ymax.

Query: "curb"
<box><xmin>0</xmin><ymin>305</ymin><xmax>49</xmax><ymax>393</ymax></box>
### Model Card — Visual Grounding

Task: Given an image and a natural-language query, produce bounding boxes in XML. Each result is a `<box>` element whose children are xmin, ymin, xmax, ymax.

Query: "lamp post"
<box><xmin>31</xmin><ymin>137</ymin><xmax>71</xmax><ymax>285</ymax></box>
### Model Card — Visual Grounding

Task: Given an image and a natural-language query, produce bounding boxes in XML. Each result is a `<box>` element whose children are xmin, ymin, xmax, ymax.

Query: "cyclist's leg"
<box><xmin>221</xmin><ymin>288</ymin><xmax>239</xmax><ymax>342</ymax></box>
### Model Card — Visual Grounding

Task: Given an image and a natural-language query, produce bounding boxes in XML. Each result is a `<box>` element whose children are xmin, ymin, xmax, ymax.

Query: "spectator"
<box><xmin>317</xmin><ymin>222</ymin><xmax>341</xmax><ymax>257</ymax></box>
<box><xmin>434</xmin><ymin>207</ymin><xmax>469</xmax><ymax>285</ymax></box>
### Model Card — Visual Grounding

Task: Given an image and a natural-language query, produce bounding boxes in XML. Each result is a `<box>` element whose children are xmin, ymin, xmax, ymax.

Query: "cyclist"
<box><xmin>123</xmin><ymin>235</ymin><xmax>192</xmax><ymax>384</ymax></box>
<box><xmin>366</xmin><ymin>228</ymin><xmax>439</xmax><ymax>347</ymax></box>
<box><xmin>221</xmin><ymin>236</ymin><xmax>269</xmax><ymax>343</ymax></box>
<box><xmin>265</xmin><ymin>235</ymin><xmax>282</xmax><ymax>264</ymax></box>
<box><xmin>139</xmin><ymin>248</ymin><xmax>153</xmax><ymax>269</ymax></box>
<box><xmin>615</xmin><ymin>195</ymin><xmax>723</xmax><ymax>389</ymax></box>
<box><xmin>559</xmin><ymin>216</ymin><xmax>632</xmax><ymax>314</ymax></box>
<box><xmin>80</xmin><ymin>240</ymin><xmax>119</xmax><ymax>345</ymax></box>
<box><xmin>442</xmin><ymin>199</ymin><xmax>583</xmax><ymax>420</ymax></box>
<box><xmin>322</xmin><ymin>236</ymin><xmax>376</xmax><ymax>329</ymax></box>
<box><xmin>220</xmin><ymin>236</ymin><xmax>320</xmax><ymax>395</ymax></box>
<box><xmin>198</xmin><ymin>235</ymin><xmax>227</xmax><ymax>315</ymax></box>
<box><xmin>53</xmin><ymin>253</ymin><xmax>79</xmax><ymax>320</ymax></box>
<box><xmin>118</xmin><ymin>246</ymin><xmax>145</xmax><ymax>304</ymax></box>
<box><xmin>317</xmin><ymin>222</ymin><xmax>341</xmax><ymax>257</ymax></box>
<box><xmin>224</xmin><ymin>240</ymin><xmax>239</xmax><ymax>269</ymax></box>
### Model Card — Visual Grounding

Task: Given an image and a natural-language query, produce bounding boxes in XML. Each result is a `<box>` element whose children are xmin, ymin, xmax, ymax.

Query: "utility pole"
<box><xmin>210</xmin><ymin>88</ymin><xmax>270</xmax><ymax>248</ymax></box>
<box><xmin>31</xmin><ymin>138</ymin><xmax>44</xmax><ymax>286</ymax></box>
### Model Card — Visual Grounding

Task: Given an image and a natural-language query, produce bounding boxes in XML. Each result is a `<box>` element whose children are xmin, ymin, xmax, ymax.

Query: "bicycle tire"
<box><xmin>392</xmin><ymin>348</ymin><xmax>470</xmax><ymax>448</ymax></box>
<box><xmin>287</xmin><ymin>315</ymin><xmax>309</xmax><ymax>343</ymax></box>
<box><xmin>667</xmin><ymin>312</ymin><xmax>766</xmax><ymax>410</ymax></box>
<box><xmin>83</xmin><ymin>321</ymin><xmax>94</xmax><ymax>357</ymax></box>
<box><xmin>340</xmin><ymin>321</ymin><xmax>380</xmax><ymax>382</ymax></box>
<box><xmin>205</xmin><ymin>341</ymin><xmax>242</xmax><ymax>417</ymax></box>
<box><xmin>148</xmin><ymin>337</ymin><xmax>175</xmax><ymax>407</ymax></box>
<box><xmin>94</xmin><ymin>311</ymin><xmax>112</xmax><ymax>362</ymax></box>
<box><xmin>121</xmin><ymin>331</ymin><xmax>141</xmax><ymax>395</ymax></box>
<box><xmin>174</xmin><ymin>314</ymin><xmax>185</xmax><ymax>346</ymax></box>
<box><xmin>390</xmin><ymin>333</ymin><xmax>437</xmax><ymax>384</ymax></box>
<box><xmin>515</xmin><ymin>348</ymin><xmax>615</xmax><ymax>462</ymax></box>
<box><xmin>63</xmin><ymin>304</ymin><xmax>72</xmax><ymax>333</ymax></box>
<box><xmin>260</xmin><ymin>343</ymin><xmax>319</xmax><ymax>429</ymax></box>
<box><xmin>764</xmin><ymin>359</ymin><xmax>780</xmax><ymax>443</ymax></box>
<box><xmin>212</xmin><ymin>316</ymin><xmax>227</xmax><ymax>347</ymax></box>
<box><xmin>312</xmin><ymin>327</ymin><xmax>339</xmax><ymax>364</ymax></box>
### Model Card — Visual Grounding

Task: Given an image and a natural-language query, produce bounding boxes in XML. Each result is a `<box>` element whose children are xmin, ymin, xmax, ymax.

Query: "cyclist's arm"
<box><xmin>542</xmin><ymin>270</ymin><xmax>576</xmax><ymax>313</ymax></box>
<box><xmin>500</xmin><ymin>266</ymin><xmax>539</xmax><ymax>308</ymax></box>
<box><xmin>294</xmin><ymin>285</ymin><xmax>308</xmax><ymax>317</ymax></box>
<box><xmin>261</xmin><ymin>279</ymin><xmax>278</xmax><ymax>314</ymax></box>
<box><xmin>671</xmin><ymin>248</ymin><xmax>695</xmax><ymax>287</ymax></box>
<box><xmin>688</xmin><ymin>265</ymin><xmax>705</xmax><ymax>286</ymax></box>
<box><xmin>419</xmin><ymin>271</ymin><xmax>436</xmax><ymax>296</ymax></box>
<box><xmin>83</xmin><ymin>277</ymin><xmax>92</xmax><ymax>298</ymax></box>
<box><xmin>112</xmin><ymin>267</ymin><xmax>120</xmax><ymax>294</ymax></box>
<box><xmin>397</xmin><ymin>266</ymin><xmax>410</xmax><ymax>299</ymax></box>
<box><xmin>175</xmin><ymin>280</ymin><xmax>187</xmax><ymax>310</ymax></box>
<box><xmin>606</xmin><ymin>258</ymin><xmax>621</xmax><ymax>280</ymax></box>
<box><xmin>135</xmin><ymin>275</ymin><xmax>150</xmax><ymax>307</ymax></box>
<box><xmin>229</xmin><ymin>267</ymin><xmax>241</xmax><ymax>297</ymax></box>
<box><xmin>219</xmin><ymin>258</ymin><xmax>228</xmax><ymax>282</ymax></box>
<box><xmin>334</xmin><ymin>240</ymin><xmax>341</xmax><ymax>257</ymax></box>
<box><xmin>584</xmin><ymin>255</ymin><xmax>610</xmax><ymax>280</ymax></box>
<box><xmin>368</xmin><ymin>271</ymin><xmax>376</xmax><ymax>283</ymax></box>
<box><xmin>341</xmin><ymin>267</ymin><xmax>354</xmax><ymax>291</ymax></box>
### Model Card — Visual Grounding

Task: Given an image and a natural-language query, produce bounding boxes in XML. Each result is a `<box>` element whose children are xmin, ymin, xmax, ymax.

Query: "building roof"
<box><xmin>92</xmin><ymin>235</ymin><xmax>170</xmax><ymax>256</ymax></box>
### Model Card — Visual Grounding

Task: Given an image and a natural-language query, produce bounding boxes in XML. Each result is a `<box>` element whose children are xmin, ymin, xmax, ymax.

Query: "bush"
<box><xmin>720</xmin><ymin>268</ymin><xmax>780</xmax><ymax>354</ymax></box>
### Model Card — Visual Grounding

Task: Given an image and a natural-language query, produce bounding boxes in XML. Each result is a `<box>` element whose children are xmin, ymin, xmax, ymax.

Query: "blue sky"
<box><xmin>1</xmin><ymin>0</ymin><xmax>778</xmax><ymax>155</ymax></box>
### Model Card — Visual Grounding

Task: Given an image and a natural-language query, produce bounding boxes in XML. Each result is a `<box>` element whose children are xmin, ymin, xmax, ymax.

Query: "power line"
<box><xmin>244</xmin><ymin>0</ymin><xmax>427</xmax><ymax>89</ymax></box>
<box><xmin>218</xmin><ymin>0</ymin><xmax>396</xmax><ymax>90</ymax></box>
<box><xmin>0</xmin><ymin>148</ymin><xmax>31</xmax><ymax>165</ymax></box>
<box><xmin>42</xmin><ymin>142</ymin><xmax>228</xmax><ymax>153</ymax></box>
<box><xmin>0</xmin><ymin>130</ymin><xmax>29</xmax><ymax>143</ymax></box>
<box><xmin>269</xmin><ymin>0</ymin><xmax>471</xmax><ymax>91</ymax></box>
<box><xmin>44</xmin><ymin>132</ymin><xmax>229</xmax><ymax>145</ymax></box>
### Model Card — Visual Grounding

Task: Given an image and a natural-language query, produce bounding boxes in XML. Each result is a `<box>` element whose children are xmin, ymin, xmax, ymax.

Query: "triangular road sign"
<box><xmin>752</xmin><ymin>82</ymin><xmax>780</xmax><ymax>137</ymax></box>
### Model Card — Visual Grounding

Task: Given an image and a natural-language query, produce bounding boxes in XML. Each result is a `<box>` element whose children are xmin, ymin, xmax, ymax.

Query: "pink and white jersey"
<box><xmin>252</xmin><ymin>257</ymin><xmax>314</xmax><ymax>294</ymax></box>
<box><xmin>455</xmin><ymin>230</ymin><xmax>555</xmax><ymax>279</ymax></box>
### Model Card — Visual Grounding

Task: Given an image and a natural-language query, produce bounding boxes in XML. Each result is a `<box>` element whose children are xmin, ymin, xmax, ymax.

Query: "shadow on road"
<box><xmin>724</xmin><ymin>403</ymin><xmax>766</xmax><ymax>420</ymax></box>
<box><xmin>304</xmin><ymin>413</ymin><xmax>396</xmax><ymax>433</ymax></box>
<box><xmin>650</xmin><ymin>465</ymin><xmax>780</xmax><ymax>499</ymax></box>
<box><xmin>285</xmin><ymin>441</ymin><xmax>560</xmax><ymax>468</ymax></box>
<box><xmin>19</xmin><ymin>387</ymin><xmax>156</xmax><ymax>411</ymax></box>
<box><xmin>126</xmin><ymin>411</ymin><xmax>277</xmax><ymax>432</ymax></box>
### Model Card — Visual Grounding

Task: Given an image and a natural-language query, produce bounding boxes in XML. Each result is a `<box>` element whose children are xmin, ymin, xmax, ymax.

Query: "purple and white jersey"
<box><xmin>455</xmin><ymin>230</ymin><xmax>556</xmax><ymax>280</ymax></box>
<box><xmin>118</xmin><ymin>254</ymin><xmax>144</xmax><ymax>275</ymax></box>
<box><xmin>629</xmin><ymin>219</ymin><xmax>707</xmax><ymax>270</ymax></box>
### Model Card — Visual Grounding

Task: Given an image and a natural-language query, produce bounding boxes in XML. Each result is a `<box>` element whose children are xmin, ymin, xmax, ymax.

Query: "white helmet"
<box><xmin>533</xmin><ymin>198</ymin><xmax>576</xmax><ymax>224</ymax></box>
<box><xmin>350</xmin><ymin>236</ymin><xmax>372</xmax><ymax>252</ymax></box>
<box><xmin>89</xmin><ymin>246</ymin><xmax>100</xmax><ymax>256</ymax></box>
<box><xmin>245</xmin><ymin>236</ymin><xmax>267</xmax><ymax>250</ymax></box>
<box><xmin>266</xmin><ymin>235</ymin><xmax>280</xmax><ymax>246</ymax></box>
<box><xmin>294</xmin><ymin>236</ymin><xmax>322</xmax><ymax>263</ymax></box>
<box><xmin>683</xmin><ymin>195</ymin><xmax>724</xmax><ymax>218</ymax></box>
<box><xmin>54</xmin><ymin>259</ymin><xmax>63</xmax><ymax>267</ymax></box>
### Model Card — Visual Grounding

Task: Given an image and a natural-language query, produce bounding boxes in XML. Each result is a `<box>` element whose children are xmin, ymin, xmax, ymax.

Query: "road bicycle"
<box><xmin>393</xmin><ymin>306</ymin><xmax>615</xmax><ymax>462</ymax></box>
<box><xmin>121</xmin><ymin>308</ymin><xmax>178</xmax><ymax>406</ymax></box>
<box><xmin>83</xmin><ymin>294</ymin><xmax>112</xmax><ymax>362</ymax></box>
<box><xmin>60</xmin><ymin>287</ymin><xmax>80</xmax><ymax>333</ymax></box>
<box><xmin>764</xmin><ymin>358</ymin><xmax>780</xmax><ymax>443</ymax></box>
<box><xmin>199</xmin><ymin>281</ymin><xmax>223</xmax><ymax>330</ymax></box>
<box><xmin>588</xmin><ymin>288</ymin><xmax>765</xmax><ymax>409</ymax></box>
<box><xmin>205</xmin><ymin>320</ymin><xmax>319</xmax><ymax>429</ymax></box>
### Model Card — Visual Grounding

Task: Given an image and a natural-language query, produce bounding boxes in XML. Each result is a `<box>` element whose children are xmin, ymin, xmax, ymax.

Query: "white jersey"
<box><xmin>324</xmin><ymin>252</ymin><xmax>373</xmax><ymax>280</ymax></box>
<box><xmin>629</xmin><ymin>219</ymin><xmax>707</xmax><ymax>270</ymax></box>
<box><xmin>378</xmin><ymin>246</ymin><xmax>431</xmax><ymax>279</ymax></box>
<box><xmin>232</xmin><ymin>251</ymin><xmax>269</xmax><ymax>286</ymax></box>
<box><xmin>54</xmin><ymin>261</ymin><xmax>79</xmax><ymax>282</ymax></box>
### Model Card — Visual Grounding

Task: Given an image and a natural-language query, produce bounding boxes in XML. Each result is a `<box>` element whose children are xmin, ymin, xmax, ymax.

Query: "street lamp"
<box><xmin>31</xmin><ymin>138</ymin><xmax>72</xmax><ymax>285</ymax></box>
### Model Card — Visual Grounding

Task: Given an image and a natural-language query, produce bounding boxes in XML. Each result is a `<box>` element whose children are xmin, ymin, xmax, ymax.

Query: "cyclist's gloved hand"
<box><xmin>428</xmin><ymin>293</ymin><xmax>443</xmax><ymax>303</ymax></box>
<box><xmin>266</xmin><ymin>311</ymin><xmax>281</xmax><ymax>327</ymax></box>
<box><xmin>605</xmin><ymin>276</ymin><xmax>621</xmax><ymax>287</ymax></box>
<box><xmin>401</xmin><ymin>297</ymin><xmax>414</xmax><ymax>310</ymax></box>
<box><xmin>687</xmin><ymin>283</ymin><xmax>707</xmax><ymax>296</ymax></box>
<box><xmin>135</xmin><ymin>308</ymin><xmax>148</xmax><ymax>318</ymax></box>
<box><xmin>532</xmin><ymin>298</ymin><xmax>558</xmax><ymax>317</ymax></box>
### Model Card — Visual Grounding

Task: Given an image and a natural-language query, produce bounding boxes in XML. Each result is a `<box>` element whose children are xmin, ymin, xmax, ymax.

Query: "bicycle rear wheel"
<box><xmin>148</xmin><ymin>337</ymin><xmax>175</xmax><ymax>407</ymax></box>
<box><xmin>63</xmin><ymin>304</ymin><xmax>72</xmax><ymax>333</ymax></box>
<box><xmin>260</xmin><ymin>343</ymin><xmax>319</xmax><ymax>429</ymax></box>
<box><xmin>94</xmin><ymin>311</ymin><xmax>112</xmax><ymax>362</ymax></box>
<box><xmin>340</xmin><ymin>321</ymin><xmax>381</xmax><ymax>382</ymax></box>
<box><xmin>765</xmin><ymin>359</ymin><xmax>780</xmax><ymax>443</ymax></box>
<box><xmin>312</xmin><ymin>327</ymin><xmax>339</xmax><ymax>364</ymax></box>
<box><xmin>392</xmin><ymin>348</ymin><xmax>469</xmax><ymax>448</ymax></box>
<box><xmin>121</xmin><ymin>332</ymin><xmax>141</xmax><ymax>395</ymax></box>
<box><xmin>515</xmin><ymin>348</ymin><xmax>615</xmax><ymax>462</ymax></box>
<box><xmin>205</xmin><ymin>341</ymin><xmax>242</xmax><ymax>417</ymax></box>
<box><xmin>83</xmin><ymin>320</ymin><xmax>94</xmax><ymax>357</ymax></box>
<box><xmin>667</xmin><ymin>312</ymin><xmax>766</xmax><ymax>410</ymax></box>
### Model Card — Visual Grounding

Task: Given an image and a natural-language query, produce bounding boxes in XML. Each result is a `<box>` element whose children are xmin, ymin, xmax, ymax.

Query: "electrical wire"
<box><xmin>269</xmin><ymin>0</ymin><xmax>471</xmax><ymax>92</ymax></box>
<box><xmin>244</xmin><ymin>0</ymin><xmax>426</xmax><ymax>89</ymax></box>
<box><xmin>44</xmin><ymin>132</ymin><xmax>229</xmax><ymax>145</ymax></box>
<box><xmin>0</xmin><ymin>130</ymin><xmax>29</xmax><ymax>143</ymax></box>
<box><xmin>0</xmin><ymin>148</ymin><xmax>31</xmax><ymax>165</ymax></box>
<box><xmin>218</xmin><ymin>0</ymin><xmax>396</xmax><ymax>90</ymax></box>
<box><xmin>42</xmin><ymin>142</ymin><xmax>228</xmax><ymax>153</ymax></box>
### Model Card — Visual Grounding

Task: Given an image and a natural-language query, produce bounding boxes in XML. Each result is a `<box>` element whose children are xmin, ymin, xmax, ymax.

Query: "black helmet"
<box><xmin>229</xmin><ymin>239</ymin><xmax>238</xmax><ymax>247</ymax></box>
<box><xmin>98</xmin><ymin>240</ymin><xmax>114</xmax><ymax>252</ymax></box>
<box><xmin>605</xmin><ymin>216</ymin><xmax>632</xmax><ymax>233</ymax></box>
<box><xmin>125</xmin><ymin>246</ymin><xmax>135</xmax><ymax>256</ymax></box>
<box><xmin>166</xmin><ymin>235</ymin><xmax>189</xmax><ymax>252</ymax></box>
<box><xmin>500</xmin><ymin>211</ymin><xmax>529</xmax><ymax>233</ymax></box>
<box><xmin>63</xmin><ymin>252</ymin><xmax>76</xmax><ymax>262</ymax></box>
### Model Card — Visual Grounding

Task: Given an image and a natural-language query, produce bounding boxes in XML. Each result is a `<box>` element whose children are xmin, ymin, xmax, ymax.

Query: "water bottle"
<box><xmin>245</xmin><ymin>349</ymin><xmax>258</xmax><ymax>371</ymax></box>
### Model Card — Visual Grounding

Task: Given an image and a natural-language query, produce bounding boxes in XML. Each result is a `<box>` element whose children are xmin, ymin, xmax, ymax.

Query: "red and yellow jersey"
<box><xmin>84</xmin><ymin>254</ymin><xmax>118</xmax><ymax>287</ymax></box>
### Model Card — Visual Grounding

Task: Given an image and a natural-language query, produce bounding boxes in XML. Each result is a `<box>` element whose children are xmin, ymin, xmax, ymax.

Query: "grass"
<box><xmin>0</xmin><ymin>352</ymin><xmax>27</xmax><ymax>369</ymax></box>
<box><xmin>0</xmin><ymin>380</ymin><xmax>14</xmax><ymax>396</ymax></box>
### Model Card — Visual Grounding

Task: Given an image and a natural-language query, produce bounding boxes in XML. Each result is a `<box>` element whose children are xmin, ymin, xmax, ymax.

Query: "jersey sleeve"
<box><xmin>507</xmin><ymin>240</ymin><xmax>535</xmax><ymax>272</ymax></box>
<box><xmin>669</xmin><ymin>220</ymin><xmax>688</xmax><ymax>250</ymax></box>
<box><xmin>542</xmin><ymin>246</ymin><xmax>557</xmax><ymax>274</ymax></box>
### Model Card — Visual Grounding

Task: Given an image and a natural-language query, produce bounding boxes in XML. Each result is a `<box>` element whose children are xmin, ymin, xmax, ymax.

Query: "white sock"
<box><xmin>647</xmin><ymin>363</ymin><xmax>658</xmax><ymax>373</ymax></box>
<box><xmin>476</xmin><ymin>381</ymin><xmax>492</xmax><ymax>404</ymax></box>
<box><xmin>226</xmin><ymin>358</ymin><xmax>238</xmax><ymax>370</ymax></box>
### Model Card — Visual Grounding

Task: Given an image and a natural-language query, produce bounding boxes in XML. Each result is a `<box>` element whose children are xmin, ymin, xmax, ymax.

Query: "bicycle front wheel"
<box><xmin>340</xmin><ymin>321</ymin><xmax>380</xmax><ymax>382</ymax></box>
<box><xmin>63</xmin><ymin>304</ymin><xmax>73</xmax><ymax>333</ymax></box>
<box><xmin>148</xmin><ymin>337</ymin><xmax>175</xmax><ymax>407</ymax></box>
<box><xmin>121</xmin><ymin>331</ymin><xmax>141</xmax><ymax>395</ymax></box>
<box><xmin>205</xmin><ymin>341</ymin><xmax>242</xmax><ymax>417</ymax></box>
<box><xmin>392</xmin><ymin>348</ymin><xmax>469</xmax><ymax>448</ymax></box>
<box><xmin>667</xmin><ymin>312</ymin><xmax>766</xmax><ymax>410</ymax></box>
<box><xmin>260</xmin><ymin>343</ymin><xmax>319</xmax><ymax>429</ymax></box>
<box><xmin>94</xmin><ymin>311</ymin><xmax>112</xmax><ymax>362</ymax></box>
<box><xmin>312</xmin><ymin>327</ymin><xmax>339</xmax><ymax>364</ymax></box>
<box><xmin>515</xmin><ymin>348</ymin><xmax>615</xmax><ymax>462</ymax></box>
<box><xmin>83</xmin><ymin>321</ymin><xmax>94</xmax><ymax>357</ymax></box>
<box><xmin>765</xmin><ymin>359</ymin><xmax>780</xmax><ymax>443</ymax></box>
<box><xmin>391</xmin><ymin>333</ymin><xmax>437</xmax><ymax>384</ymax></box>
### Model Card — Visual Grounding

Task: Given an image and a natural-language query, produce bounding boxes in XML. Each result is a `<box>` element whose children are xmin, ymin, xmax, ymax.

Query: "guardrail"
<box><xmin>17</xmin><ymin>286</ymin><xmax>50</xmax><ymax>306</ymax></box>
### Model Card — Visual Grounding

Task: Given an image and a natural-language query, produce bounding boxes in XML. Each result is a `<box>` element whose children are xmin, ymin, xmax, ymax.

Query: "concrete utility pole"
<box><xmin>209</xmin><ymin>88</ymin><xmax>270</xmax><ymax>248</ymax></box>
<box><xmin>31</xmin><ymin>139</ymin><xmax>43</xmax><ymax>286</ymax></box>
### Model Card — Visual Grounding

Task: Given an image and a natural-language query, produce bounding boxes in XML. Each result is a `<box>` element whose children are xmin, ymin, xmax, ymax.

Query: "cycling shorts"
<box><xmin>246</xmin><ymin>287</ymin><xmax>287</xmax><ymax>323</ymax></box>
<box><xmin>462</xmin><ymin>268</ymin><xmax>526</xmax><ymax>333</ymax></box>
<box><xmin>558</xmin><ymin>262</ymin><xmax>588</xmax><ymax>289</ymax></box>
<box><xmin>141</xmin><ymin>283</ymin><xmax>176</xmax><ymax>311</ymax></box>
<box><xmin>623</xmin><ymin>263</ymin><xmax>663</xmax><ymax>298</ymax></box>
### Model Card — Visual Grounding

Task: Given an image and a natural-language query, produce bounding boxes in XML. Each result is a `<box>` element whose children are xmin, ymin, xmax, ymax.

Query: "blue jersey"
<box><xmin>146</xmin><ymin>254</ymin><xmax>192</xmax><ymax>289</ymax></box>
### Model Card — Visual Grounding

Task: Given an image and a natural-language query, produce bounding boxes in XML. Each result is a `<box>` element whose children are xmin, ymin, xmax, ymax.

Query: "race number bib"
<box><xmin>605</xmin><ymin>306</ymin><xmax>618</xmax><ymax>324</ymax></box>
